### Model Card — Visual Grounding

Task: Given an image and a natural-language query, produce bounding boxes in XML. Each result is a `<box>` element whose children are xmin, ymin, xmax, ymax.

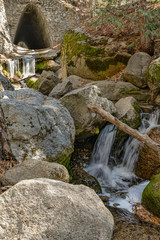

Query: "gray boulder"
<box><xmin>49</xmin><ymin>75</ymin><xmax>92</xmax><ymax>99</ymax></box>
<box><xmin>38</xmin><ymin>70</ymin><xmax>61</xmax><ymax>95</ymax></box>
<box><xmin>0</xmin><ymin>89</ymin><xmax>75</xmax><ymax>165</ymax></box>
<box><xmin>87</xmin><ymin>80</ymin><xmax>150</xmax><ymax>102</ymax></box>
<box><xmin>60</xmin><ymin>85</ymin><xmax>116</xmax><ymax>138</ymax></box>
<box><xmin>1</xmin><ymin>159</ymin><xmax>69</xmax><ymax>185</ymax></box>
<box><xmin>123</xmin><ymin>52</ymin><xmax>151</xmax><ymax>88</ymax></box>
<box><xmin>115</xmin><ymin>96</ymin><xmax>141</xmax><ymax>128</ymax></box>
<box><xmin>0</xmin><ymin>179</ymin><xmax>114</xmax><ymax>240</ymax></box>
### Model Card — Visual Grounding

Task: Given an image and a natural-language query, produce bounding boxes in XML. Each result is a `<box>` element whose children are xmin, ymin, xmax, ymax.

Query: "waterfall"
<box><xmin>7</xmin><ymin>57</ymin><xmax>35</xmax><ymax>79</ymax></box>
<box><xmin>22</xmin><ymin>58</ymin><xmax>35</xmax><ymax>78</ymax></box>
<box><xmin>85</xmin><ymin>110</ymin><xmax>160</xmax><ymax>208</ymax></box>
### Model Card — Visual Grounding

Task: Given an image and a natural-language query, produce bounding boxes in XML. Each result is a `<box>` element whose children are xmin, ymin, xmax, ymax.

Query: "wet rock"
<box><xmin>115</xmin><ymin>97</ymin><xmax>141</xmax><ymax>128</ymax></box>
<box><xmin>0</xmin><ymin>179</ymin><xmax>114</xmax><ymax>240</ymax></box>
<box><xmin>142</xmin><ymin>174</ymin><xmax>160</xmax><ymax>217</ymax></box>
<box><xmin>0</xmin><ymin>89</ymin><xmax>75</xmax><ymax>166</ymax></box>
<box><xmin>123</xmin><ymin>52</ymin><xmax>151</xmax><ymax>88</ymax></box>
<box><xmin>87</xmin><ymin>80</ymin><xmax>150</xmax><ymax>102</ymax></box>
<box><xmin>135</xmin><ymin>126</ymin><xmax>160</xmax><ymax>179</ymax></box>
<box><xmin>72</xmin><ymin>168</ymin><xmax>101</xmax><ymax>194</ymax></box>
<box><xmin>49</xmin><ymin>75</ymin><xmax>92</xmax><ymax>99</ymax></box>
<box><xmin>0</xmin><ymin>159</ymin><xmax>69</xmax><ymax>186</ymax></box>
<box><xmin>0</xmin><ymin>73</ymin><xmax>14</xmax><ymax>91</ymax></box>
<box><xmin>61</xmin><ymin>30</ymin><xmax>126</xmax><ymax>80</ymax></box>
<box><xmin>146</xmin><ymin>57</ymin><xmax>160</xmax><ymax>93</ymax></box>
<box><xmin>60</xmin><ymin>85</ymin><xmax>116</xmax><ymax>139</ymax></box>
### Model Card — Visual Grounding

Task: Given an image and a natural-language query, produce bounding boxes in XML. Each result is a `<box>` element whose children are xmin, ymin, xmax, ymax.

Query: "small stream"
<box><xmin>85</xmin><ymin>111</ymin><xmax>160</xmax><ymax>212</ymax></box>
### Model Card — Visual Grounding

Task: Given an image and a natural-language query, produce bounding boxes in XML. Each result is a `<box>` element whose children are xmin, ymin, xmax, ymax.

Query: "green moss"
<box><xmin>142</xmin><ymin>174</ymin><xmax>160</xmax><ymax>217</ymax></box>
<box><xmin>133</xmin><ymin>102</ymin><xmax>141</xmax><ymax>113</ymax></box>
<box><xmin>122</xmin><ymin>90</ymin><xmax>142</xmax><ymax>95</ymax></box>
<box><xmin>61</xmin><ymin>30</ymin><xmax>106</xmax><ymax>64</ymax></box>
<box><xmin>36</xmin><ymin>61</ymin><xmax>47</xmax><ymax>71</ymax></box>
<box><xmin>26</xmin><ymin>78</ymin><xmax>40</xmax><ymax>90</ymax></box>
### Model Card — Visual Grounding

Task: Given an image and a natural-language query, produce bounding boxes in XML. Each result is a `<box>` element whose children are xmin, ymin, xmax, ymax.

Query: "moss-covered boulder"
<box><xmin>26</xmin><ymin>76</ymin><xmax>40</xmax><ymax>90</ymax></box>
<box><xmin>142</xmin><ymin>174</ymin><xmax>160</xmax><ymax>217</ymax></box>
<box><xmin>135</xmin><ymin>126</ymin><xmax>160</xmax><ymax>179</ymax></box>
<box><xmin>36</xmin><ymin>60</ymin><xmax>60</xmax><ymax>73</ymax></box>
<box><xmin>61</xmin><ymin>30</ymin><xmax>127</xmax><ymax>80</ymax></box>
<box><xmin>146</xmin><ymin>57</ymin><xmax>160</xmax><ymax>93</ymax></box>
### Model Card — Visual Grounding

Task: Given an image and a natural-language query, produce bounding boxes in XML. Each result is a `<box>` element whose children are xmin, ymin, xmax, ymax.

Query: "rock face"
<box><xmin>115</xmin><ymin>97</ymin><xmax>141</xmax><ymax>129</ymax></box>
<box><xmin>49</xmin><ymin>75</ymin><xmax>92</xmax><ymax>98</ymax></box>
<box><xmin>0</xmin><ymin>89</ymin><xmax>75</xmax><ymax>165</ymax></box>
<box><xmin>60</xmin><ymin>85</ymin><xmax>116</xmax><ymax>138</ymax></box>
<box><xmin>142</xmin><ymin>174</ymin><xmax>160</xmax><ymax>217</ymax></box>
<box><xmin>0</xmin><ymin>179</ymin><xmax>114</xmax><ymax>240</ymax></box>
<box><xmin>0</xmin><ymin>0</ymin><xmax>13</xmax><ymax>54</ymax></box>
<box><xmin>146</xmin><ymin>57</ymin><xmax>160</xmax><ymax>93</ymax></box>
<box><xmin>61</xmin><ymin>30</ymin><xmax>126</xmax><ymax>80</ymax></box>
<box><xmin>135</xmin><ymin>126</ymin><xmax>160</xmax><ymax>179</ymax></box>
<box><xmin>0</xmin><ymin>73</ymin><xmax>14</xmax><ymax>91</ymax></box>
<box><xmin>123</xmin><ymin>52</ymin><xmax>151</xmax><ymax>88</ymax></box>
<box><xmin>1</xmin><ymin>159</ymin><xmax>69</xmax><ymax>185</ymax></box>
<box><xmin>87</xmin><ymin>80</ymin><xmax>150</xmax><ymax>102</ymax></box>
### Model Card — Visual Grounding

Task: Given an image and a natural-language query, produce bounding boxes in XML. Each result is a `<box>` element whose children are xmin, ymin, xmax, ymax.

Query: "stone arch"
<box><xmin>13</xmin><ymin>3</ymin><xmax>53</xmax><ymax>49</ymax></box>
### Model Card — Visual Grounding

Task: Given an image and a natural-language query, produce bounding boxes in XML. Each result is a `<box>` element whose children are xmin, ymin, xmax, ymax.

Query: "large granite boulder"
<box><xmin>0</xmin><ymin>159</ymin><xmax>69</xmax><ymax>185</ymax></box>
<box><xmin>142</xmin><ymin>174</ymin><xmax>160</xmax><ymax>217</ymax></box>
<box><xmin>135</xmin><ymin>126</ymin><xmax>160</xmax><ymax>179</ymax></box>
<box><xmin>0</xmin><ymin>179</ymin><xmax>114</xmax><ymax>240</ymax></box>
<box><xmin>60</xmin><ymin>85</ymin><xmax>116</xmax><ymax>138</ymax></box>
<box><xmin>0</xmin><ymin>89</ymin><xmax>75</xmax><ymax>166</ymax></box>
<box><xmin>115</xmin><ymin>97</ymin><xmax>141</xmax><ymax>129</ymax></box>
<box><xmin>49</xmin><ymin>75</ymin><xmax>92</xmax><ymax>99</ymax></box>
<box><xmin>87</xmin><ymin>80</ymin><xmax>150</xmax><ymax>102</ymax></box>
<box><xmin>123</xmin><ymin>52</ymin><xmax>151</xmax><ymax>88</ymax></box>
<box><xmin>146</xmin><ymin>57</ymin><xmax>160</xmax><ymax>93</ymax></box>
<box><xmin>61</xmin><ymin>30</ymin><xmax>127</xmax><ymax>80</ymax></box>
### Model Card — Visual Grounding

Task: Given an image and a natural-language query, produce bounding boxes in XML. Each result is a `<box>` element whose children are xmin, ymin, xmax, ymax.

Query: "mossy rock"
<box><xmin>61</xmin><ymin>30</ymin><xmax>126</xmax><ymax>80</ymax></box>
<box><xmin>146</xmin><ymin>57</ymin><xmax>160</xmax><ymax>93</ymax></box>
<box><xmin>142</xmin><ymin>174</ymin><xmax>160</xmax><ymax>217</ymax></box>
<box><xmin>25</xmin><ymin>77</ymin><xmax>40</xmax><ymax>90</ymax></box>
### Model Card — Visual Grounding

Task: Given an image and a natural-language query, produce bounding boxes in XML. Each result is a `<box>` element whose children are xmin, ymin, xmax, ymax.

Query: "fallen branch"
<box><xmin>88</xmin><ymin>104</ymin><xmax>160</xmax><ymax>153</ymax></box>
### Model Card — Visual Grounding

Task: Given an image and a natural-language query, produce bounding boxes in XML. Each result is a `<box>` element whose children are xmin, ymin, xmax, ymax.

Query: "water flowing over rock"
<box><xmin>123</xmin><ymin>52</ymin><xmax>151</xmax><ymax>88</ymax></box>
<box><xmin>0</xmin><ymin>179</ymin><xmax>114</xmax><ymax>240</ymax></box>
<box><xmin>0</xmin><ymin>89</ymin><xmax>75</xmax><ymax>165</ymax></box>
<box><xmin>0</xmin><ymin>159</ymin><xmax>69</xmax><ymax>185</ymax></box>
<box><xmin>60</xmin><ymin>85</ymin><xmax>116</xmax><ymax>139</ymax></box>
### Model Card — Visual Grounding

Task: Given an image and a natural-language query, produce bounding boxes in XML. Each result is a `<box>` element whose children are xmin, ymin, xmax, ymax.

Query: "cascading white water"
<box><xmin>23</xmin><ymin>58</ymin><xmax>35</xmax><ymax>78</ymax></box>
<box><xmin>7</xmin><ymin>57</ymin><xmax>35</xmax><ymax>79</ymax></box>
<box><xmin>85</xmin><ymin>110</ymin><xmax>160</xmax><ymax>211</ymax></box>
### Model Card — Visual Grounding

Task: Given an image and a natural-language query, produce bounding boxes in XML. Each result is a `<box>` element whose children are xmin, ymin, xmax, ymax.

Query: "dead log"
<box><xmin>88</xmin><ymin>104</ymin><xmax>160</xmax><ymax>153</ymax></box>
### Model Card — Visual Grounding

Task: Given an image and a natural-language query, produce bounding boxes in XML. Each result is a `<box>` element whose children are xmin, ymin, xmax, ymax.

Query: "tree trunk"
<box><xmin>88</xmin><ymin>104</ymin><xmax>160</xmax><ymax>153</ymax></box>
<box><xmin>0</xmin><ymin>0</ymin><xmax>13</xmax><ymax>55</ymax></box>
